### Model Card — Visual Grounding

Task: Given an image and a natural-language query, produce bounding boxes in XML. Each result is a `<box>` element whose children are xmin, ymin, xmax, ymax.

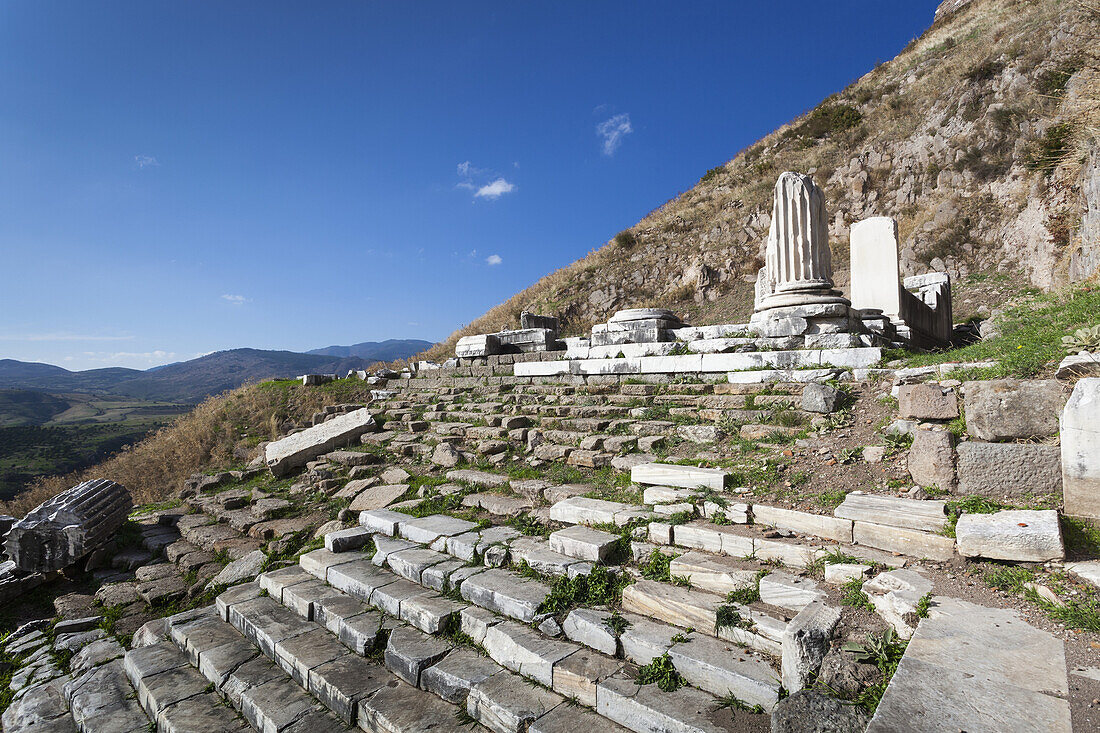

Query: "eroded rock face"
<box><xmin>5</xmin><ymin>479</ymin><xmax>132</xmax><ymax>573</ymax></box>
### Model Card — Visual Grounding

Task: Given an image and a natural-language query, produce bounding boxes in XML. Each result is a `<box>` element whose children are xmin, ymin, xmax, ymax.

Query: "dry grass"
<box><xmin>0</xmin><ymin>379</ymin><xmax>378</xmax><ymax>516</ymax></box>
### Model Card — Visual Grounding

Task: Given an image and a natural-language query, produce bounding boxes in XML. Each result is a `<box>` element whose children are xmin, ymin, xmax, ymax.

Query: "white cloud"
<box><xmin>0</xmin><ymin>332</ymin><xmax>133</xmax><ymax>342</ymax></box>
<box><xmin>456</xmin><ymin>162</ymin><xmax>516</xmax><ymax>201</ymax></box>
<box><xmin>597</xmin><ymin>113</ymin><xmax>633</xmax><ymax>156</ymax></box>
<box><xmin>134</xmin><ymin>154</ymin><xmax>159</xmax><ymax>168</ymax></box>
<box><xmin>221</xmin><ymin>294</ymin><xmax>249</xmax><ymax>305</ymax></box>
<box><xmin>486</xmin><ymin>254</ymin><xmax>503</xmax><ymax>266</ymax></box>
<box><xmin>475</xmin><ymin>178</ymin><xmax>515</xmax><ymax>200</ymax></box>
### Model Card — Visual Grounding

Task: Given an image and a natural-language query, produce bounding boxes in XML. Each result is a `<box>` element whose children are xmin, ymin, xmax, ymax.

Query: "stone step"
<box><xmin>657</xmin><ymin>521</ymin><xmax>825</xmax><ymax>570</ymax></box>
<box><xmin>667</xmin><ymin>552</ymin><xmax>758</xmax><ymax>596</ymax></box>
<box><xmin>549</xmin><ymin>497</ymin><xmax>651</xmax><ymax>527</ymax></box>
<box><xmin>620</xmin><ymin>580</ymin><xmax>784</xmax><ymax>655</ymax></box>
<box><xmin>867</xmin><ymin>597</ymin><xmax>1070</xmax><ymax>732</ymax></box>
<box><xmin>307</xmin><ymin>527</ymin><xmax>767</xmax><ymax>733</ymax></box>
<box><xmin>833</xmin><ymin>493</ymin><xmax>948</xmax><ymax>533</ymax></box>
<box><xmin>123</xmin><ymin>641</ymin><xmax>252</xmax><ymax>731</ymax></box>
<box><xmin>199</xmin><ymin>589</ymin><xmax>473</xmax><ymax>732</ymax></box>
<box><xmin>65</xmin><ymin>659</ymin><xmax>152</xmax><ymax>733</ymax></box>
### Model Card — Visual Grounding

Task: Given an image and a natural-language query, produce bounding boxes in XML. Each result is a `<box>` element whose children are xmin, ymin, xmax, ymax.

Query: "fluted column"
<box><xmin>765</xmin><ymin>172</ymin><xmax>834</xmax><ymax>294</ymax></box>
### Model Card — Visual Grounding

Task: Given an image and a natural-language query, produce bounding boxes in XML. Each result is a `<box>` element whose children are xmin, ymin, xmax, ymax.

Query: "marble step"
<box><xmin>202</xmin><ymin>590</ymin><xmax>475</xmax><ymax>732</ymax></box>
<box><xmin>123</xmin><ymin>641</ymin><xmax>252</xmax><ymax>731</ymax></box>
<box><xmin>299</xmin><ymin>539</ymin><xmax>762</xmax><ymax>733</ymax></box>
<box><xmin>65</xmin><ymin>659</ymin><xmax>151</xmax><ymax>732</ymax></box>
<box><xmin>548</xmin><ymin>497</ymin><xmax>652</xmax><ymax>527</ymax></box>
<box><xmin>621</xmin><ymin>580</ymin><xmax>785</xmax><ymax>656</ymax></box>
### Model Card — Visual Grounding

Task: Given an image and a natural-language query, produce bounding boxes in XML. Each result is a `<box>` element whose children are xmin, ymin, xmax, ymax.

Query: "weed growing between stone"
<box><xmin>635</xmin><ymin>652</ymin><xmax>685</xmax><ymax>692</ymax></box>
<box><xmin>639</xmin><ymin>548</ymin><xmax>678</xmax><ymax>582</ymax></box>
<box><xmin>834</xmin><ymin>628</ymin><xmax>908</xmax><ymax>712</ymax></box>
<box><xmin>713</xmin><ymin>691</ymin><xmax>766</xmax><ymax>715</ymax></box>
<box><xmin>840</xmin><ymin>577</ymin><xmax>874</xmax><ymax>610</ymax></box>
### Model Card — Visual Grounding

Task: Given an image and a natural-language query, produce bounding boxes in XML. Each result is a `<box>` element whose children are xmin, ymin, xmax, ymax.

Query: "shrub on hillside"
<box><xmin>788</xmin><ymin>103</ymin><xmax>863</xmax><ymax>143</ymax></box>
<box><xmin>613</xmin><ymin>230</ymin><xmax>637</xmax><ymax>249</ymax></box>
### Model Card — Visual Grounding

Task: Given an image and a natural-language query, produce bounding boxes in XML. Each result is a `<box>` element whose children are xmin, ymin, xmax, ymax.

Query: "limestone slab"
<box><xmin>596</xmin><ymin>673</ymin><xmax>741</xmax><ymax>733</ymax></box>
<box><xmin>529</xmin><ymin>704</ymin><xmax>629</xmax><ymax>733</ymax></box>
<box><xmin>421</xmin><ymin>647</ymin><xmax>502</xmax><ymax>703</ymax></box>
<box><xmin>359</xmin><ymin>678</ymin><xmax>474</xmax><ymax>733</ymax></box>
<box><xmin>264</xmin><ymin>407</ymin><xmax>377</xmax><ymax>476</ymax></box>
<box><xmin>752</xmin><ymin>505</ymin><xmax>853</xmax><ymax>543</ymax></box>
<box><xmin>667</xmin><ymin>635</ymin><xmax>780</xmax><ymax>709</ymax></box>
<box><xmin>461</xmin><ymin>569</ymin><xmax>551</xmax><ymax>623</ymax></box>
<box><xmin>834</xmin><ymin>493</ymin><xmax>947</xmax><ymax>533</ymax></box>
<box><xmin>561</xmin><ymin>609</ymin><xmax>618</xmax><ymax>656</ymax></box>
<box><xmin>866</xmin><ymin>596</ymin><xmax>1070</xmax><ymax>733</ymax></box>
<box><xmin>630</xmin><ymin>463</ymin><xmax>725</xmax><ymax>491</ymax></box>
<box><xmin>668</xmin><ymin>552</ymin><xmax>757</xmax><ymax>596</ymax></box>
<box><xmin>551</xmin><ymin>649</ymin><xmax>622</xmax><ymax>707</ymax></box>
<box><xmin>955</xmin><ymin>509</ymin><xmax>1064</xmax><ymax>562</ymax></box>
<box><xmin>549</xmin><ymin>526</ymin><xmax>621</xmax><ymax>562</ymax></box>
<box><xmin>621</xmin><ymin>580</ymin><xmax>721</xmax><ymax>635</ymax></box>
<box><xmin>758</xmin><ymin>571</ymin><xmax>825</xmax><ymax>611</ymax></box>
<box><xmin>781</xmin><ymin>599</ymin><xmax>840</xmax><ymax>693</ymax></box>
<box><xmin>399</xmin><ymin>514</ymin><xmax>478</xmax><ymax>544</ymax></box>
<box><xmin>467</xmin><ymin>671</ymin><xmax>563</xmax><ymax>733</ymax></box>
<box><xmin>862</xmin><ymin>569</ymin><xmax>933</xmax><ymax>639</ymax></box>
<box><xmin>325</xmin><ymin>560</ymin><xmax>398</xmax><ymax>604</ymax></box>
<box><xmin>385</xmin><ymin>626</ymin><xmax>452</xmax><ymax>686</ymax></box>
<box><xmin>852</xmin><ymin>521</ymin><xmax>955</xmax><ymax>562</ymax></box>
<box><xmin>956</xmin><ymin>443</ymin><xmax>1062</xmax><ymax>496</ymax></box>
<box><xmin>358</xmin><ymin>509</ymin><xmax>410</xmax><ymax>536</ymax></box>
<box><xmin>481</xmin><ymin>620</ymin><xmax>578</xmax><ymax>687</ymax></box>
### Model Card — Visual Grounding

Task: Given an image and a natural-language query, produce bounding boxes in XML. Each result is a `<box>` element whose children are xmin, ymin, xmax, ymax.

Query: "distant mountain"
<box><xmin>0</xmin><ymin>389</ymin><xmax>72</xmax><ymax>427</ymax></box>
<box><xmin>306</xmin><ymin>339</ymin><xmax>433</xmax><ymax>362</ymax></box>
<box><xmin>112</xmin><ymin>349</ymin><xmax>370</xmax><ymax>402</ymax></box>
<box><xmin>0</xmin><ymin>359</ymin><xmax>143</xmax><ymax>393</ymax></box>
<box><xmin>0</xmin><ymin>349</ymin><xmax>372</xmax><ymax>404</ymax></box>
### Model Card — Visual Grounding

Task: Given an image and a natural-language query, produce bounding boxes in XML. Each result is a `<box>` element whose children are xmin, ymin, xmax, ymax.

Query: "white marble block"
<box><xmin>1062</xmin><ymin>378</ymin><xmax>1100</xmax><ymax>520</ymax></box>
<box><xmin>850</xmin><ymin>217</ymin><xmax>901</xmax><ymax>317</ymax></box>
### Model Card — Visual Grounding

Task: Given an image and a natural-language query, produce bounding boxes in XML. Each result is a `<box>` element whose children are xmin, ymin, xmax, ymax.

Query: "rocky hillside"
<box><xmin>421</xmin><ymin>0</ymin><xmax>1100</xmax><ymax>361</ymax></box>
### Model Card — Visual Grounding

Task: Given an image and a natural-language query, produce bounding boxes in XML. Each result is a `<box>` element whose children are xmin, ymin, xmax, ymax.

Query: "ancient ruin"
<box><xmin>5</xmin><ymin>479</ymin><xmax>132</xmax><ymax>573</ymax></box>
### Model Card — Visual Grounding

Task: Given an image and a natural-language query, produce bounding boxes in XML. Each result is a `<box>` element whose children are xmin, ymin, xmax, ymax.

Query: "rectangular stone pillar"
<box><xmin>1062</xmin><ymin>378</ymin><xmax>1100</xmax><ymax>520</ymax></box>
<box><xmin>849</xmin><ymin>217</ymin><xmax>902</xmax><ymax>317</ymax></box>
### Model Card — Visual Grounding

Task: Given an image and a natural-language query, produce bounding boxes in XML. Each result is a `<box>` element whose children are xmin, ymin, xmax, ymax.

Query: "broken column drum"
<box><xmin>4</xmin><ymin>478</ymin><xmax>133</xmax><ymax>573</ymax></box>
<box><xmin>756</xmin><ymin>172</ymin><xmax>847</xmax><ymax>310</ymax></box>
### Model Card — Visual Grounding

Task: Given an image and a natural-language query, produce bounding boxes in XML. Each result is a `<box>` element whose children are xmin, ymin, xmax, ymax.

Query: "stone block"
<box><xmin>630</xmin><ymin>463</ymin><xmax>726</xmax><ymax>491</ymax></box>
<box><xmin>834</xmin><ymin>493</ymin><xmax>947</xmax><ymax>533</ymax></box>
<box><xmin>751</xmin><ymin>505</ymin><xmax>853</xmax><ymax>543</ymax></box>
<box><xmin>1061</xmin><ymin>378</ymin><xmax>1100</xmax><ymax>520</ymax></box>
<box><xmin>552</xmin><ymin>649</ymin><xmax>622</xmax><ymax>707</ymax></box>
<box><xmin>758</xmin><ymin>572</ymin><xmax>826</xmax><ymax>611</ymax></box>
<box><xmin>955</xmin><ymin>509</ymin><xmax>1064</xmax><ymax>562</ymax></box>
<box><xmin>457</xmin><ymin>334</ymin><xmax>501</xmax><ymax>358</ymax></box>
<box><xmin>801</xmin><ymin>383</ymin><xmax>841</xmax><ymax>413</ymax></box>
<box><xmin>548</xmin><ymin>526</ymin><xmax>621</xmax><ymax>562</ymax></box>
<box><xmin>668</xmin><ymin>552</ymin><xmax>757</xmax><ymax>596</ymax></box>
<box><xmin>421</xmin><ymin>646</ymin><xmax>502</xmax><ymax>704</ymax></box>
<box><xmin>596</xmin><ymin>673</ymin><xmax>742</xmax><ymax>733</ymax></box>
<box><xmin>384</xmin><ymin>626</ymin><xmax>452</xmax><ymax>686</ymax></box>
<box><xmin>561</xmin><ymin>609</ymin><xmax>618</xmax><ymax>656</ymax></box>
<box><xmin>781</xmin><ymin>600</ymin><xmax>841</xmax><ymax>693</ymax></box>
<box><xmin>264</xmin><ymin>408</ymin><xmax>377</xmax><ymax>476</ymax></box>
<box><xmin>897</xmin><ymin>384</ymin><xmax>958</xmax><ymax>420</ymax></box>
<box><xmin>667</xmin><ymin>634</ymin><xmax>780</xmax><ymax>709</ymax></box>
<box><xmin>862</xmin><ymin>569</ymin><xmax>933</xmax><ymax>639</ymax></box>
<box><xmin>866</xmin><ymin>597</ymin><xmax>1070</xmax><ymax>733</ymax></box>
<box><xmin>964</xmin><ymin>379</ymin><xmax>1064</xmax><ymax>441</ymax></box>
<box><xmin>481</xmin><ymin>621</ymin><xmax>578</xmax><ymax>687</ymax></box>
<box><xmin>823</xmin><ymin>563</ymin><xmax>870</xmax><ymax>585</ymax></box>
<box><xmin>907</xmin><ymin>430</ymin><xmax>956</xmax><ymax>491</ymax></box>
<box><xmin>852</xmin><ymin>522</ymin><xmax>954</xmax><ymax>562</ymax></box>
<box><xmin>467</xmin><ymin>671</ymin><xmax>563</xmax><ymax>733</ymax></box>
<box><xmin>957</xmin><ymin>443</ymin><xmax>1061</xmax><ymax>496</ymax></box>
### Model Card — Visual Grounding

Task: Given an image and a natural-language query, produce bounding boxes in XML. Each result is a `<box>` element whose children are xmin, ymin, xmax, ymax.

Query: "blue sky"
<box><xmin>0</xmin><ymin>1</ymin><xmax>940</xmax><ymax>371</ymax></box>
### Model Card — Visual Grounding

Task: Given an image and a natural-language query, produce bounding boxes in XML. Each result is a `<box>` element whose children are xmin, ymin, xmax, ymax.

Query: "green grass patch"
<box><xmin>840</xmin><ymin>577</ymin><xmax>873</xmax><ymax>610</ymax></box>
<box><xmin>899</xmin><ymin>287</ymin><xmax>1100</xmax><ymax>378</ymax></box>
<box><xmin>639</xmin><ymin>549</ymin><xmax>678</xmax><ymax>582</ymax></box>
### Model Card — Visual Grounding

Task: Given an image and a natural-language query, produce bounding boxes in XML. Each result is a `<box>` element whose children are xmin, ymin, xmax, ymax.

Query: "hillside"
<box><xmin>0</xmin><ymin>344</ymin><xmax>426</xmax><ymax>405</ymax></box>
<box><xmin>306</xmin><ymin>339</ymin><xmax>435</xmax><ymax>361</ymax></box>
<box><xmin>419</xmin><ymin>0</ymin><xmax>1100</xmax><ymax>362</ymax></box>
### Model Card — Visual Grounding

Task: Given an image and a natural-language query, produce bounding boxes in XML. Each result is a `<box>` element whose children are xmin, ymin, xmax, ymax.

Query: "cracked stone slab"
<box><xmin>667</xmin><ymin>634</ymin><xmax>780</xmax><ymax>709</ymax></box>
<box><xmin>460</xmin><ymin>569</ymin><xmax>551</xmax><ymax>623</ymax></box>
<box><xmin>955</xmin><ymin>509</ymin><xmax>1064</xmax><ymax>562</ymax></box>
<box><xmin>467</xmin><ymin>671</ymin><xmax>563</xmax><ymax>733</ymax></box>
<box><xmin>596</xmin><ymin>672</ymin><xmax>741</xmax><ymax>733</ymax></box>
<box><xmin>867</xmin><ymin>596</ymin><xmax>1070</xmax><ymax>733</ymax></box>
<box><xmin>551</xmin><ymin>649</ymin><xmax>623</xmax><ymax>707</ymax></box>
<box><xmin>481</xmin><ymin>620</ymin><xmax>579</xmax><ymax>687</ymax></box>
<box><xmin>421</xmin><ymin>647</ymin><xmax>503</xmax><ymax>703</ymax></box>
